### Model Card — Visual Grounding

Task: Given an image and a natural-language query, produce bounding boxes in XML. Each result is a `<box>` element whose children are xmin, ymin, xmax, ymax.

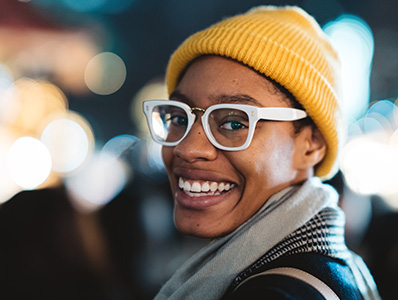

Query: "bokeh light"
<box><xmin>0</xmin><ymin>81</ymin><xmax>21</xmax><ymax>126</ymax></box>
<box><xmin>2</xmin><ymin>26</ymin><xmax>100</xmax><ymax>94</ymax></box>
<box><xmin>6</xmin><ymin>78</ymin><xmax>68</xmax><ymax>136</ymax></box>
<box><xmin>368</xmin><ymin>100</ymin><xmax>398</xmax><ymax>129</ymax></box>
<box><xmin>41</xmin><ymin>117</ymin><xmax>91</xmax><ymax>173</ymax></box>
<box><xmin>324</xmin><ymin>14</ymin><xmax>374</xmax><ymax>123</ymax></box>
<box><xmin>6</xmin><ymin>136</ymin><xmax>52</xmax><ymax>190</ymax></box>
<box><xmin>340</xmin><ymin>100</ymin><xmax>398</xmax><ymax>208</ymax></box>
<box><xmin>50</xmin><ymin>0</ymin><xmax>136</xmax><ymax>13</ymax></box>
<box><xmin>131</xmin><ymin>79</ymin><xmax>168</xmax><ymax>135</ymax></box>
<box><xmin>85</xmin><ymin>52</ymin><xmax>127</xmax><ymax>95</ymax></box>
<box><xmin>340</xmin><ymin>137</ymin><xmax>398</xmax><ymax>195</ymax></box>
<box><xmin>61</xmin><ymin>0</ymin><xmax>107</xmax><ymax>12</ymax></box>
<box><xmin>322</xmin><ymin>14</ymin><xmax>398</xmax><ymax>208</ymax></box>
<box><xmin>146</xmin><ymin>140</ymin><xmax>165</xmax><ymax>171</ymax></box>
<box><xmin>0</xmin><ymin>64</ymin><xmax>15</xmax><ymax>124</ymax></box>
<box><xmin>102</xmin><ymin>134</ymin><xmax>140</xmax><ymax>159</ymax></box>
<box><xmin>391</xmin><ymin>128</ymin><xmax>398</xmax><ymax>146</ymax></box>
<box><xmin>65</xmin><ymin>151</ymin><xmax>130</xmax><ymax>213</ymax></box>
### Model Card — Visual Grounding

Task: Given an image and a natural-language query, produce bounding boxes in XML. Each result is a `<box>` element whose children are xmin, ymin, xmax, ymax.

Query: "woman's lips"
<box><xmin>175</xmin><ymin>177</ymin><xmax>236</xmax><ymax>209</ymax></box>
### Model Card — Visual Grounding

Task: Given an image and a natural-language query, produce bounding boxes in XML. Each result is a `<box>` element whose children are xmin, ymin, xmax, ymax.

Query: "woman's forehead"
<box><xmin>173</xmin><ymin>56</ymin><xmax>292</xmax><ymax>108</ymax></box>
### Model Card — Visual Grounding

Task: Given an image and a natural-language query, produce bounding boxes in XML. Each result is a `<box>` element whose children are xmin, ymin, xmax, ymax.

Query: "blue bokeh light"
<box><xmin>324</xmin><ymin>14</ymin><xmax>374</xmax><ymax>124</ymax></box>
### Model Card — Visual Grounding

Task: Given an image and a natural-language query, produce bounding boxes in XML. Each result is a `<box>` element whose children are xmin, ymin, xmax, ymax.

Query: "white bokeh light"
<box><xmin>6</xmin><ymin>137</ymin><xmax>52</xmax><ymax>190</ymax></box>
<box><xmin>65</xmin><ymin>151</ymin><xmax>129</xmax><ymax>212</ymax></box>
<box><xmin>341</xmin><ymin>99</ymin><xmax>398</xmax><ymax>207</ymax></box>
<box><xmin>41</xmin><ymin>118</ymin><xmax>90</xmax><ymax>173</ymax></box>
<box><xmin>85</xmin><ymin>52</ymin><xmax>127</xmax><ymax>95</ymax></box>
<box><xmin>340</xmin><ymin>136</ymin><xmax>398</xmax><ymax>196</ymax></box>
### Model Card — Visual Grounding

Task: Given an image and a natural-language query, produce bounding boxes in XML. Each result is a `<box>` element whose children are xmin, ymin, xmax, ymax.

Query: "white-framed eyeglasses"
<box><xmin>143</xmin><ymin>100</ymin><xmax>308</xmax><ymax>151</ymax></box>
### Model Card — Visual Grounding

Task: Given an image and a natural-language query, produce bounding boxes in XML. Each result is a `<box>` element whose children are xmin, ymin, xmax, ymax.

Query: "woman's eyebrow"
<box><xmin>169</xmin><ymin>90</ymin><xmax>190</xmax><ymax>103</ymax></box>
<box><xmin>169</xmin><ymin>91</ymin><xmax>263</xmax><ymax>106</ymax></box>
<box><xmin>215</xmin><ymin>94</ymin><xmax>263</xmax><ymax>106</ymax></box>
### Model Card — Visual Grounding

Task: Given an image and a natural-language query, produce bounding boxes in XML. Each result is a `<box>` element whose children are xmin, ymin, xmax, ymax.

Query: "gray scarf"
<box><xmin>154</xmin><ymin>177</ymin><xmax>338</xmax><ymax>300</ymax></box>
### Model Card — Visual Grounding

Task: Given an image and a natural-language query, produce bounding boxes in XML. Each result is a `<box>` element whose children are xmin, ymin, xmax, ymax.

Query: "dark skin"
<box><xmin>162</xmin><ymin>56</ymin><xmax>326</xmax><ymax>238</ymax></box>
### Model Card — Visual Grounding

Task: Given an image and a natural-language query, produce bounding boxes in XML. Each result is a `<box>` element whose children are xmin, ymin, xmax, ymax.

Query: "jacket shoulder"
<box><xmin>225</xmin><ymin>253</ymin><xmax>363</xmax><ymax>300</ymax></box>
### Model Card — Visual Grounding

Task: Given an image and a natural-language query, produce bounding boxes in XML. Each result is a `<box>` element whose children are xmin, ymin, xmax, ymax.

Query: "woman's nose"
<box><xmin>173</xmin><ymin>119</ymin><xmax>217</xmax><ymax>162</ymax></box>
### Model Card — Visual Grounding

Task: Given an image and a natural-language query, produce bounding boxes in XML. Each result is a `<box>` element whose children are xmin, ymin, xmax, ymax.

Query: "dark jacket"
<box><xmin>223</xmin><ymin>253</ymin><xmax>363</xmax><ymax>299</ymax></box>
<box><xmin>222</xmin><ymin>208</ymin><xmax>377</xmax><ymax>299</ymax></box>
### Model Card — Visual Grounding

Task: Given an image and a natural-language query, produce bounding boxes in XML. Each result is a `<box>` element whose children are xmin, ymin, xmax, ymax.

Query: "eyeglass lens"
<box><xmin>208</xmin><ymin>108</ymin><xmax>249</xmax><ymax>148</ymax></box>
<box><xmin>150</xmin><ymin>104</ymin><xmax>250</xmax><ymax>148</ymax></box>
<box><xmin>151</xmin><ymin>104</ymin><xmax>188</xmax><ymax>143</ymax></box>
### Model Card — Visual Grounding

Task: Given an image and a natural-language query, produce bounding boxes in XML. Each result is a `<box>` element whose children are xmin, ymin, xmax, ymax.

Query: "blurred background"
<box><xmin>0</xmin><ymin>0</ymin><xmax>397</xmax><ymax>299</ymax></box>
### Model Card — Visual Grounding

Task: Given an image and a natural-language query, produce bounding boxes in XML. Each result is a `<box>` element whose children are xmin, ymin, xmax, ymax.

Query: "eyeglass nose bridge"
<box><xmin>185</xmin><ymin>106</ymin><xmax>212</xmax><ymax>145</ymax></box>
<box><xmin>190</xmin><ymin>107</ymin><xmax>206</xmax><ymax>114</ymax></box>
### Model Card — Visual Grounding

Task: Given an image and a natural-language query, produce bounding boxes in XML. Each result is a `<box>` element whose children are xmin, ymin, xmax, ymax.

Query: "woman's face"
<box><xmin>162</xmin><ymin>56</ymin><xmax>307</xmax><ymax>238</ymax></box>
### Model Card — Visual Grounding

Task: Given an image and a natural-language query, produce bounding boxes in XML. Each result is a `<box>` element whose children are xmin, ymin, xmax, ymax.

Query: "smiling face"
<box><xmin>162</xmin><ymin>56</ymin><xmax>319</xmax><ymax>238</ymax></box>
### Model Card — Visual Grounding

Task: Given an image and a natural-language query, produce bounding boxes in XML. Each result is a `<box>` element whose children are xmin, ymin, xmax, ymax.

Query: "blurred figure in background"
<box><xmin>143</xmin><ymin>5</ymin><xmax>380</xmax><ymax>299</ymax></box>
<box><xmin>0</xmin><ymin>185</ymin><xmax>143</xmax><ymax>300</ymax></box>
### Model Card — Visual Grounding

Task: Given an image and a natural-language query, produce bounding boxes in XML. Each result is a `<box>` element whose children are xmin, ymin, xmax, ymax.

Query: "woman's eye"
<box><xmin>168</xmin><ymin>115</ymin><xmax>187</xmax><ymax>126</ymax></box>
<box><xmin>220</xmin><ymin>120</ymin><xmax>248</xmax><ymax>130</ymax></box>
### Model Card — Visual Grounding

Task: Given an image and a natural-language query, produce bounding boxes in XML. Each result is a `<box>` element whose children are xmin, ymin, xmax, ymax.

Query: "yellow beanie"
<box><xmin>165</xmin><ymin>5</ymin><xmax>344</xmax><ymax>180</ymax></box>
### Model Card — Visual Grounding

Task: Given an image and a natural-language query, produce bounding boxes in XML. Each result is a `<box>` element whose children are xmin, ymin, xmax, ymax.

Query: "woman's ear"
<box><xmin>293</xmin><ymin>125</ymin><xmax>326</xmax><ymax>170</ymax></box>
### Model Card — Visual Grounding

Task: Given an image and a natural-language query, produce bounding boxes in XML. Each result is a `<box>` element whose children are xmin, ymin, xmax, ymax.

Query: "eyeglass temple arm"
<box><xmin>257</xmin><ymin>107</ymin><xmax>307</xmax><ymax>121</ymax></box>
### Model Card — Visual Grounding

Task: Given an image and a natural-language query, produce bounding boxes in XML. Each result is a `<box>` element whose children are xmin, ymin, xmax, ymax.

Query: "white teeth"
<box><xmin>178</xmin><ymin>177</ymin><xmax>234</xmax><ymax>195</ymax></box>
<box><xmin>202</xmin><ymin>182</ymin><xmax>210</xmax><ymax>192</ymax></box>
<box><xmin>191</xmin><ymin>182</ymin><xmax>201</xmax><ymax>192</ymax></box>
<box><xmin>184</xmin><ymin>181</ymin><xmax>191</xmax><ymax>192</ymax></box>
<box><xmin>210</xmin><ymin>182</ymin><xmax>218</xmax><ymax>192</ymax></box>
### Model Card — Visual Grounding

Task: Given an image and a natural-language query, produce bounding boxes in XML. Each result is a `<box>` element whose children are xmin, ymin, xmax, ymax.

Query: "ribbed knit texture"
<box><xmin>165</xmin><ymin>5</ymin><xmax>344</xmax><ymax>180</ymax></box>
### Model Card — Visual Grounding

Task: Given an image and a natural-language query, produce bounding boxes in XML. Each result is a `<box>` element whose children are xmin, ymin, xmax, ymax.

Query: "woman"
<box><xmin>143</xmin><ymin>5</ymin><xmax>380</xmax><ymax>300</ymax></box>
